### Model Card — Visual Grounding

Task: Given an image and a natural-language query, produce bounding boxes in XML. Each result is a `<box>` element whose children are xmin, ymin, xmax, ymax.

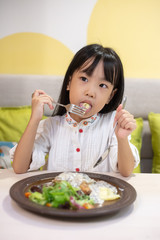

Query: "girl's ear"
<box><xmin>66</xmin><ymin>84</ymin><xmax>70</xmax><ymax>91</ymax></box>
<box><xmin>66</xmin><ymin>77</ymin><xmax>71</xmax><ymax>90</ymax></box>
<box><xmin>106</xmin><ymin>88</ymin><xmax>117</xmax><ymax>104</ymax></box>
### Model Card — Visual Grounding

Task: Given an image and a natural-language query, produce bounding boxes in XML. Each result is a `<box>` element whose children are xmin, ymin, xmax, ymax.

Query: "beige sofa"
<box><xmin>0</xmin><ymin>74</ymin><xmax>159</xmax><ymax>172</ymax></box>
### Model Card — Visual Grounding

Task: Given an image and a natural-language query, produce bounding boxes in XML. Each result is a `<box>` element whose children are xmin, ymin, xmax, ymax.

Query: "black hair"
<box><xmin>53</xmin><ymin>44</ymin><xmax>124</xmax><ymax>116</ymax></box>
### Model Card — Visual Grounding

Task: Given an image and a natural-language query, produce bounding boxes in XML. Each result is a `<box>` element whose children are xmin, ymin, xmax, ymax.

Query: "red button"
<box><xmin>79</xmin><ymin>129</ymin><xmax>83</xmax><ymax>133</ymax></box>
<box><xmin>76</xmin><ymin>148</ymin><xmax>80</xmax><ymax>152</ymax></box>
<box><xmin>76</xmin><ymin>168</ymin><xmax>80</xmax><ymax>172</ymax></box>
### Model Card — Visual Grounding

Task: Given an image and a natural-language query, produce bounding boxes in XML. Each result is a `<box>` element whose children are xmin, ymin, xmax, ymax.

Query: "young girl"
<box><xmin>11</xmin><ymin>44</ymin><xmax>139</xmax><ymax>177</ymax></box>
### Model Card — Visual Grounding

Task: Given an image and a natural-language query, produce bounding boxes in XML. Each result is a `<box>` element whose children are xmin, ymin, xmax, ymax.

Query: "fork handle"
<box><xmin>93</xmin><ymin>96</ymin><xmax>127</xmax><ymax>168</ymax></box>
<box><xmin>112</xmin><ymin>96</ymin><xmax>127</xmax><ymax>134</ymax></box>
<box><xmin>53</xmin><ymin>101</ymin><xmax>64</xmax><ymax>108</ymax></box>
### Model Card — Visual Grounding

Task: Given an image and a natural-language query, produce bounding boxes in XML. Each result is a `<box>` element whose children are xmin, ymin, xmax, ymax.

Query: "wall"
<box><xmin>0</xmin><ymin>0</ymin><xmax>160</xmax><ymax>78</ymax></box>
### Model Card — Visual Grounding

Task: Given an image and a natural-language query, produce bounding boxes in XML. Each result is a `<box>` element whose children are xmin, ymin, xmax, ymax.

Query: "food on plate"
<box><xmin>80</xmin><ymin>181</ymin><xmax>91</xmax><ymax>195</ymax></box>
<box><xmin>99</xmin><ymin>187</ymin><xmax>120</xmax><ymax>200</ymax></box>
<box><xmin>25</xmin><ymin>172</ymin><xmax>120</xmax><ymax>210</ymax></box>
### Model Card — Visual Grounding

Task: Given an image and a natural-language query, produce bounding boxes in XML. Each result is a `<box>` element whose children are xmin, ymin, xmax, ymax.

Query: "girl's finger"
<box><xmin>114</xmin><ymin>106</ymin><xmax>125</xmax><ymax>124</ymax></box>
<box><xmin>32</xmin><ymin>90</ymin><xmax>54</xmax><ymax>104</ymax></box>
<box><xmin>38</xmin><ymin>94</ymin><xmax>53</xmax><ymax>102</ymax></box>
<box><xmin>125</xmin><ymin>120</ymin><xmax>137</xmax><ymax>131</ymax></box>
<box><xmin>116</xmin><ymin>104</ymin><xmax>123</xmax><ymax>112</ymax></box>
<box><xmin>32</xmin><ymin>89</ymin><xmax>47</xmax><ymax>98</ymax></box>
<box><xmin>34</xmin><ymin>96</ymin><xmax>54</xmax><ymax>110</ymax></box>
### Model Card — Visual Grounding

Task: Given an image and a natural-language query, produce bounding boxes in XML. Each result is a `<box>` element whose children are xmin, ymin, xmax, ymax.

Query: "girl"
<box><xmin>11</xmin><ymin>44</ymin><xmax>139</xmax><ymax>176</ymax></box>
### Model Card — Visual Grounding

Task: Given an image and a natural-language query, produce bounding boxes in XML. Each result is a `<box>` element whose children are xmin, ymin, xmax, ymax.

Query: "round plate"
<box><xmin>9</xmin><ymin>172</ymin><xmax>137</xmax><ymax>218</ymax></box>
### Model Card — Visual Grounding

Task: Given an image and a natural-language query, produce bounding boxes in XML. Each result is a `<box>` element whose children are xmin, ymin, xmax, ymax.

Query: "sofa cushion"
<box><xmin>141</xmin><ymin>120</ymin><xmax>153</xmax><ymax>159</ymax></box>
<box><xmin>0</xmin><ymin>106</ymin><xmax>47</xmax><ymax>142</ymax></box>
<box><xmin>0</xmin><ymin>106</ymin><xmax>32</xmax><ymax>142</ymax></box>
<box><xmin>130</xmin><ymin>118</ymin><xmax>143</xmax><ymax>173</ymax></box>
<box><xmin>148</xmin><ymin>112</ymin><xmax>160</xmax><ymax>173</ymax></box>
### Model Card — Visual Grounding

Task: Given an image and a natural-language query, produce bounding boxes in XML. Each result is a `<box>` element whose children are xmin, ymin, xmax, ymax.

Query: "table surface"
<box><xmin>0</xmin><ymin>169</ymin><xmax>160</xmax><ymax>240</ymax></box>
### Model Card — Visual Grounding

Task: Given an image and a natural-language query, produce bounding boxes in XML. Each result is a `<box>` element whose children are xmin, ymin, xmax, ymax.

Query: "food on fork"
<box><xmin>80</xmin><ymin>102</ymin><xmax>91</xmax><ymax>112</ymax></box>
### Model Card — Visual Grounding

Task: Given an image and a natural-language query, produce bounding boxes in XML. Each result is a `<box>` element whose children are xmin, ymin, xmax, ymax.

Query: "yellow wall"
<box><xmin>0</xmin><ymin>0</ymin><xmax>160</xmax><ymax>78</ymax></box>
<box><xmin>87</xmin><ymin>0</ymin><xmax>160</xmax><ymax>79</ymax></box>
<box><xmin>0</xmin><ymin>33</ymin><xmax>73</xmax><ymax>75</ymax></box>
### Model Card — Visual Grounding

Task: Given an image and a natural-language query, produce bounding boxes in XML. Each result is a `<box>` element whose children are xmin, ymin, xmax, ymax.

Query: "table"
<box><xmin>0</xmin><ymin>169</ymin><xmax>160</xmax><ymax>240</ymax></box>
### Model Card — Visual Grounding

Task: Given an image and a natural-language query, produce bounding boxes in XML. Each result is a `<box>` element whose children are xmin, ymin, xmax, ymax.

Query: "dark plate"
<box><xmin>9</xmin><ymin>172</ymin><xmax>137</xmax><ymax>218</ymax></box>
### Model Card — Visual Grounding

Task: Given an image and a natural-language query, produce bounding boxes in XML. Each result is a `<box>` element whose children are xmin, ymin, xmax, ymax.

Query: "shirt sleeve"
<box><xmin>9</xmin><ymin>118</ymin><xmax>52</xmax><ymax>171</ymax></box>
<box><xmin>28</xmin><ymin>118</ymin><xmax>52</xmax><ymax>171</ymax></box>
<box><xmin>109</xmin><ymin>134</ymin><xmax>140</xmax><ymax>173</ymax></box>
<box><xmin>9</xmin><ymin>144</ymin><xmax>17</xmax><ymax>163</ymax></box>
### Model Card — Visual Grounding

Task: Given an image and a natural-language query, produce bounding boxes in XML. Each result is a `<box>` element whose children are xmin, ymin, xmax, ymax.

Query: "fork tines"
<box><xmin>70</xmin><ymin>105</ymin><xmax>86</xmax><ymax>116</ymax></box>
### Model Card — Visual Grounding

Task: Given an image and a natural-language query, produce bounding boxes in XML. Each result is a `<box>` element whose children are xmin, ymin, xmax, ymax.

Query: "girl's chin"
<box><xmin>81</xmin><ymin>112</ymin><xmax>95</xmax><ymax>120</ymax></box>
<box><xmin>70</xmin><ymin>112</ymin><xmax>94</xmax><ymax>123</ymax></box>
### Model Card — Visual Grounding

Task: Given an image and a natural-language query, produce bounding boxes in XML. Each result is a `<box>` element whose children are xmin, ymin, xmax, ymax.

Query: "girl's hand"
<box><xmin>114</xmin><ymin>104</ymin><xmax>136</xmax><ymax>139</ymax></box>
<box><xmin>31</xmin><ymin>90</ymin><xmax>54</xmax><ymax>121</ymax></box>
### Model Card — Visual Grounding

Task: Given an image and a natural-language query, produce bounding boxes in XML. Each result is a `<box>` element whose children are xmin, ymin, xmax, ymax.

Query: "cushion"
<box><xmin>0</xmin><ymin>106</ymin><xmax>47</xmax><ymax>142</ymax></box>
<box><xmin>130</xmin><ymin>117</ymin><xmax>143</xmax><ymax>173</ymax></box>
<box><xmin>0</xmin><ymin>141</ymin><xmax>16</xmax><ymax>168</ymax></box>
<box><xmin>0</xmin><ymin>106</ymin><xmax>32</xmax><ymax>142</ymax></box>
<box><xmin>148</xmin><ymin>112</ymin><xmax>160</xmax><ymax>173</ymax></box>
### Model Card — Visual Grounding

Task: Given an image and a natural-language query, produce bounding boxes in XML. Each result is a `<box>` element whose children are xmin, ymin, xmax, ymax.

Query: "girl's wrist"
<box><xmin>117</xmin><ymin>137</ymin><xmax>129</xmax><ymax>145</ymax></box>
<box><xmin>30</xmin><ymin>114</ymin><xmax>41</xmax><ymax>126</ymax></box>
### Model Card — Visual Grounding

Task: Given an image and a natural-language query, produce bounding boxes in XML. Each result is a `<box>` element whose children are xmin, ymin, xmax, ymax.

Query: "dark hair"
<box><xmin>53</xmin><ymin>44</ymin><xmax>124</xmax><ymax>116</ymax></box>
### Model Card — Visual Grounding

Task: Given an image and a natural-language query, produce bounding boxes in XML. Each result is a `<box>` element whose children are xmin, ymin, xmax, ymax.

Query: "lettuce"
<box><xmin>27</xmin><ymin>180</ymin><xmax>95</xmax><ymax>210</ymax></box>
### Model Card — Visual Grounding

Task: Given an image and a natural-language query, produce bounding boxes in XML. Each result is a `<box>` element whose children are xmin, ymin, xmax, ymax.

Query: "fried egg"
<box><xmin>99</xmin><ymin>187</ymin><xmax>120</xmax><ymax>201</ymax></box>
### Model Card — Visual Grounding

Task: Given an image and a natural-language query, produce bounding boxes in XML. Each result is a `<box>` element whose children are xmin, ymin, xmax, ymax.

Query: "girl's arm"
<box><xmin>114</xmin><ymin>104</ymin><xmax>136</xmax><ymax>177</ymax></box>
<box><xmin>13</xmin><ymin>90</ymin><xmax>53</xmax><ymax>174</ymax></box>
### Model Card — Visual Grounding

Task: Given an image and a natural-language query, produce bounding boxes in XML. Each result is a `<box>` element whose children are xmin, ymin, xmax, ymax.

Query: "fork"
<box><xmin>53</xmin><ymin>101</ymin><xmax>86</xmax><ymax>117</ymax></box>
<box><xmin>93</xmin><ymin>96</ymin><xmax>127</xmax><ymax>168</ymax></box>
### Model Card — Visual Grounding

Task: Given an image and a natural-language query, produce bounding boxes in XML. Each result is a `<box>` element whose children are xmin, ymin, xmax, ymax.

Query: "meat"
<box><xmin>80</xmin><ymin>181</ymin><xmax>91</xmax><ymax>195</ymax></box>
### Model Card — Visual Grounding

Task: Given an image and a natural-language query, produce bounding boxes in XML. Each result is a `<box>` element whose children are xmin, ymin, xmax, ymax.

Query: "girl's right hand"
<box><xmin>31</xmin><ymin>90</ymin><xmax>54</xmax><ymax>122</ymax></box>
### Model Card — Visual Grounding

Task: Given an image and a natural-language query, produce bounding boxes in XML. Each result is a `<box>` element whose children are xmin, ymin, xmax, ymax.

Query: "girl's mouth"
<box><xmin>79</xmin><ymin>102</ymin><xmax>92</xmax><ymax>113</ymax></box>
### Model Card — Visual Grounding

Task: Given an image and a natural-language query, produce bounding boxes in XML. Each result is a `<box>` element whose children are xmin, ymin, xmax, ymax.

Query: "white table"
<box><xmin>0</xmin><ymin>169</ymin><xmax>160</xmax><ymax>240</ymax></box>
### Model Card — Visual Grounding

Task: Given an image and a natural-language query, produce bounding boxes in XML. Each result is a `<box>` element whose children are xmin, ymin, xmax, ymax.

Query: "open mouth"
<box><xmin>79</xmin><ymin>102</ymin><xmax>92</xmax><ymax>113</ymax></box>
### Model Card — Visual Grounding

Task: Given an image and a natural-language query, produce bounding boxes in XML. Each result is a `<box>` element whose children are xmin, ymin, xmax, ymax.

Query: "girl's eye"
<box><xmin>99</xmin><ymin>83</ymin><xmax>108</xmax><ymax>89</ymax></box>
<box><xmin>81</xmin><ymin>77</ymin><xmax>88</xmax><ymax>82</ymax></box>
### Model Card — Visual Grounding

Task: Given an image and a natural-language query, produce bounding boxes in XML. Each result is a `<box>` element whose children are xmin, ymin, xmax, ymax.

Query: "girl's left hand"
<box><xmin>114</xmin><ymin>104</ymin><xmax>136</xmax><ymax>139</ymax></box>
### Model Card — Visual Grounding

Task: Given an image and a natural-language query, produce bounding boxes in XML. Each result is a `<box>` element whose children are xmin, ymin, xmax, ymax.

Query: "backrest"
<box><xmin>0</xmin><ymin>74</ymin><xmax>63</xmax><ymax>115</ymax></box>
<box><xmin>124</xmin><ymin>78</ymin><xmax>160</xmax><ymax>119</ymax></box>
<box><xmin>1</xmin><ymin>74</ymin><xmax>160</xmax><ymax>118</ymax></box>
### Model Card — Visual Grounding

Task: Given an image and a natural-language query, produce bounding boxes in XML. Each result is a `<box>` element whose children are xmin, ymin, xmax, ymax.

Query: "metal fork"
<box><xmin>53</xmin><ymin>101</ymin><xmax>86</xmax><ymax>117</ymax></box>
<box><xmin>93</xmin><ymin>96</ymin><xmax>127</xmax><ymax>168</ymax></box>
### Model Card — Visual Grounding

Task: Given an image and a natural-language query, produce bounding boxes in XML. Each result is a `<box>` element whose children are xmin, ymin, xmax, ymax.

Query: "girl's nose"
<box><xmin>84</xmin><ymin>86</ymin><xmax>96</xmax><ymax>98</ymax></box>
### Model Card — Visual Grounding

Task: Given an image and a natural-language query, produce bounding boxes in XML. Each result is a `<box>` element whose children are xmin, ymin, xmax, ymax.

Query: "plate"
<box><xmin>9</xmin><ymin>172</ymin><xmax>137</xmax><ymax>218</ymax></box>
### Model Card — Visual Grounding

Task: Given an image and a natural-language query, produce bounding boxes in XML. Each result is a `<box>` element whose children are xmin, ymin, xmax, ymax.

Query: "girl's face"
<box><xmin>67</xmin><ymin>59</ymin><xmax>116</xmax><ymax>122</ymax></box>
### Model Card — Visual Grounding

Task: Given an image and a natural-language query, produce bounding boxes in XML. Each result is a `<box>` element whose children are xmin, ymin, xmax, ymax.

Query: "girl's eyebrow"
<box><xmin>79</xmin><ymin>70</ymin><xmax>88</xmax><ymax>74</ymax></box>
<box><xmin>79</xmin><ymin>72</ymin><xmax>107</xmax><ymax>82</ymax></box>
<box><xmin>79</xmin><ymin>70</ymin><xmax>107</xmax><ymax>81</ymax></box>
<box><xmin>99</xmin><ymin>77</ymin><xmax>107</xmax><ymax>81</ymax></box>
<box><xmin>78</xmin><ymin>70</ymin><xmax>90</xmax><ymax>76</ymax></box>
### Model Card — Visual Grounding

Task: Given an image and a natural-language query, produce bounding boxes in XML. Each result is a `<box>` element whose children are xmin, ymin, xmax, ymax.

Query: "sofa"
<box><xmin>0</xmin><ymin>74</ymin><xmax>160</xmax><ymax>173</ymax></box>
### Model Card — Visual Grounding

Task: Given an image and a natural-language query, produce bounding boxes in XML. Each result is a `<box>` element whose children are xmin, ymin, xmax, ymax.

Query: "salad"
<box><xmin>25</xmin><ymin>172</ymin><xmax>120</xmax><ymax>210</ymax></box>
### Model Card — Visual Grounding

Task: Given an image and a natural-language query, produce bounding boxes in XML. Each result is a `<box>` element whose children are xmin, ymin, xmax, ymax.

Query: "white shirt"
<box><xmin>15</xmin><ymin>111</ymin><xmax>139</xmax><ymax>173</ymax></box>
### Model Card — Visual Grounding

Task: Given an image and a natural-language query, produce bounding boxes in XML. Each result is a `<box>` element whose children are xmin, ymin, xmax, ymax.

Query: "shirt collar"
<box><xmin>65</xmin><ymin>112</ymin><xmax>100</xmax><ymax>127</ymax></box>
